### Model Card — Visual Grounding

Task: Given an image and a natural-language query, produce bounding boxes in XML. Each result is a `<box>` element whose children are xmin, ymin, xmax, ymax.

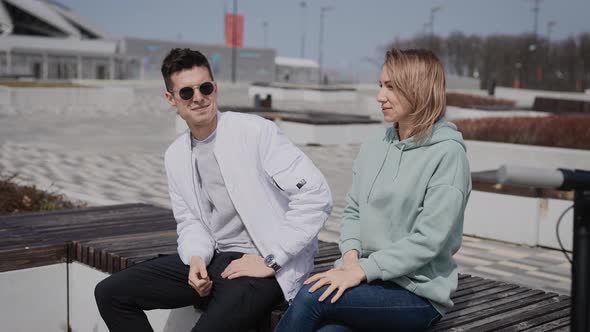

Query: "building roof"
<box><xmin>0</xmin><ymin>34</ymin><xmax>117</xmax><ymax>54</ymax></box>
<box><xmin>46</xmin><ymin>1</ymin><xmax>111</xmax><ymax>39</ymax></box>
<box><xmin>0</xmin><ymin>0</ymin><xmax>110</xmax><ymax>39</ymax></box>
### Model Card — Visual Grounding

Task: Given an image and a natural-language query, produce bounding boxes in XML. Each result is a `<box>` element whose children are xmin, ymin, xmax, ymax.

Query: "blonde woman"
<box><xmin>276</xmin><ymin>48</ymin><xmax>471</xmax><ymax>332</ymax></box>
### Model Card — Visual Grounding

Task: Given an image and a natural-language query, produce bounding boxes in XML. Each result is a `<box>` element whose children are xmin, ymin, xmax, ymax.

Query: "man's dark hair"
<box><xmin>161</xmin><ymin>48</ymin><xmax>214</xmax><ymax>92</ymax></box>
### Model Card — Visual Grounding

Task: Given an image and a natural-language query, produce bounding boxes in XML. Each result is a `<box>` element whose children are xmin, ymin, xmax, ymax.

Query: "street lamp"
<box><xmin>529</xmin><ymin>0</ymin><xmax>543</xmax><ymax>40</ymax></box>
<box><xmin>262</xmin><ymin>21</ymin><xmax>269</xmax><ymax>48</ymax></box>
<box><xmin>429</xmin><ymin>5</ymin><xmax>442</xmax><ymax>50</ymax></box>
<box><xmin>318</xmin><ymin>6</ymin><xmax>333</xmax><ymax>85</ymax></box>
<box><xmin>231</xmin><ymin>0</ymin><xmax>237</xmax><ymax>83</ymax></box>
<box><xmin>429</xmin><ymin>6</ymin><xmax>442</xmax><ymax>37</ymax></box>
<box><xmin>300</xmin><ymin>1</ymin><xmax>307</xmax><ymax>58</ymax></box>
<box><xmin>423</xmin><ymin>22</ymin><xmax>430</xmax><ymax>36</ymax></box>
<box><xmin>547</xmin><ymin>20</ymin><xmax>556</xmax><ymax>43</ymax></box>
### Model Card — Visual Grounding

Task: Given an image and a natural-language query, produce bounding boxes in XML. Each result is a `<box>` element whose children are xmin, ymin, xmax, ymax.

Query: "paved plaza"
<box><xmin>0</xmin><ymin>89</ymin><xmax>572</xmax><ymax>296</ymax></box>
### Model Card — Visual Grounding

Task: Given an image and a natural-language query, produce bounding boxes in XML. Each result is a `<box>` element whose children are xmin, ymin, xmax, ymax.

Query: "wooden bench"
<box><xmin>0</xmin><ymin>204</ymin><xmax>572</xmax><ymax>331</ymax></box>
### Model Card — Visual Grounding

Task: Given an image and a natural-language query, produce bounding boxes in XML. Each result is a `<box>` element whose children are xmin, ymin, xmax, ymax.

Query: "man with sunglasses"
<box><xmin>94</xmin><ymin>48</ymin><xmax>333</xmax><ymax>332</ymax></box>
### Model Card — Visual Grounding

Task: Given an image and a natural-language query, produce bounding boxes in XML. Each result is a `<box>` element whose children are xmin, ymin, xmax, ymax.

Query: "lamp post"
<box><xmin>531</xmin><ymin>0</ymin><xmax>542</xmax><ymax>40</ymax></box>
<box><xmin>545</xmin><ymin>21</ymin><xmax>556</xmax><ymax>89</ymax></box>
<box><xmin>231</xmin><ymin>0</ymin><xmax>237</xmax><ymax>83</ymax></box>
<box><xmin>547</xmin><ymin>20</ymin><xmax>556</xmax><ymax>43</ymax></box>
<box><xmin>429</xmin><ymin>6</ymin><xmax>442</xmax><ymax>50</ymax></box>
<box><xmin>300</xmin><ymin>1</ymin><xmax>307</xmax><ymax>58</ymax></box>
<box><xmin>262</xmin><ymin>21</ymin><xmax>269</xmax><ymax>48</ymax></box>
<box><xmin>318</xmin><ymin>6</ymin><xmax>333</xmax><ymax>85</ymax></box>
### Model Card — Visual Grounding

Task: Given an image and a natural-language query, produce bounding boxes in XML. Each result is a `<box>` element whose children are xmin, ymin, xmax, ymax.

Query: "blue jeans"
<box><xmin>275</xmin><ymin>281</ymin><xmax>441</xmax><ymax>332</ymax></box>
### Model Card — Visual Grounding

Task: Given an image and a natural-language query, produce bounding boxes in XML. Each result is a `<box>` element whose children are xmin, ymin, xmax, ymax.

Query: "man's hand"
<box><xmin>304</xmin><ymin>263</ymin><xmax>366</xmax><ymax>303</ymax></box>
<box><xmin>220</xmin><ymin>254</ymin><xmax>274</xmax><ymax>279</ymax></box>
<box><xmin>188</xmin><ymin>256</ymin><xmax>212</xmax><ymax>297</ymax></box>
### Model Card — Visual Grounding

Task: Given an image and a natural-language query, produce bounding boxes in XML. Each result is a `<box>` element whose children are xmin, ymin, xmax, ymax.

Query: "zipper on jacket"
<box><xmin>366</xmin><ymin>143</ymin><xmax>392</xmax><ymax>203</ymax></box>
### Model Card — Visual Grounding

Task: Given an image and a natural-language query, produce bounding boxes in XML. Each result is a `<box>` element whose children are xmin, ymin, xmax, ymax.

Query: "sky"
<box><xmin>58</xmin><ymin>0</ymin><xmax>590</xmax><ymax>80</ymax></box>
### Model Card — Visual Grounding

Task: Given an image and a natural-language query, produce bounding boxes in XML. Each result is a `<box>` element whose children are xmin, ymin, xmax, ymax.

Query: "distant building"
<box><xmin>0</xmin><ymin>0</ymin><xmax>275</xmax><ymax>82</ymax></box>
<box><xmin>275</xmin><ymin>56</ymin><xmax>319</xmax><ymax>84</ymax></box>
<box><xmin>121</xmin><ymin>37</ymin><xmax>275</xmax><ymax>82</ymax></box>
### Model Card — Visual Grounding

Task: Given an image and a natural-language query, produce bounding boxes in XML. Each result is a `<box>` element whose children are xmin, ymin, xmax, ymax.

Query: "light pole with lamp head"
<box><xmin>429</xmin><ymin>6</ymin><xmax>442</xmax><ymax>50</ymax></box>
<box><xmin>318</xmin><ymin>6</ymin><xmax>333</xmax><ymax>85</ymax></box>
<box><xmin>300</xmin><ymin>1</ymin><xmax>307</xmax><ymax>58</ymax></box>
<box><xmin>262</xmin><ymin>21</ymin><xmax>269</xmax><ymax>48</ymax></box>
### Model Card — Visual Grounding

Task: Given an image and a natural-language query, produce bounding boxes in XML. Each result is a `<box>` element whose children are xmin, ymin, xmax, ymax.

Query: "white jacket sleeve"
<box><xmin>258</xmin><ymin>120</ymin><xmax>333</xmax><ymax>267</ymax></box>
<box><xmin>165</xmin><ymin>158</ymin><xmax>215</xmax><ymax>266</ymax></box>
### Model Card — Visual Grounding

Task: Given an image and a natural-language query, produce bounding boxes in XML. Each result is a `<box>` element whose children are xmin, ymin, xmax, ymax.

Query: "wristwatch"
<box><xmin>264</xmin><ymin>254</ymin><xmax>281</xmax><ymax>272</ymax></box>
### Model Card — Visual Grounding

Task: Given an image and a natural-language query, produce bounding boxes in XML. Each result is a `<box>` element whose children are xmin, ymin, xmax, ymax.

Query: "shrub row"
<box><xmin>454</xmin><ymin>116</ymin><xmax>590</xmax><ymax>150</ymax></box>
<box><xmin>0</xmin><ymin>172</ymin><xmax>85</xmax><ymax>215</ymax></box>
<box><xmin>446</xmin><ymin>92</ymin><xmax>515</xmax><ymax>108</ymax></box>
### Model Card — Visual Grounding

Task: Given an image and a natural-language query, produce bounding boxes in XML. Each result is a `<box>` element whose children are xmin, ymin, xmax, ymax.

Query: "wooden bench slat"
<box><xmin>523</xmin><ymin>316</ymin><xmax>570</xmax><ymax>332</ymax></box>
<box><xmin>452</xmin><ymin>283</ymin><xmax>523</xmax><ymax>304</ymax></box>
<box><xmin>454</xmin><ymin>278</ymin><xmax>496</xmax><ymax>292</ymax></box>
<box><xmin>452</xmin><ymin>281</ymin><xmax>508</xmax><ymax>298</ymax></box>
<box><xmin>449</xmin><ymin>286</ymin><xmax>531</xmax><ymax>313</ymax></box>
<box><xmin>0</xmin><ymin>245</ymin><xmax>66</xmax><ymax>272</ymax></box>
<box><xmin>0</xmin><ymin>203</ymin><xmax>151</xmax><ymax>221</ymax></box>
<box><xmin>495</xmin><ymin>307</ymin><xmax>571</xmax><ymax>332</ymax></box>
<box><xmin>429</xmin><ymin>294</ymin><xmax>563</xmax><ymax>331</ymax></box>
<box><xmin>476</xmin><ymin>298</ymin><xmax>570</xmax><ymax>332</ymax></box>
<box><xmin>443</xmin><ymin>289</ymin><xmax>546</xmax><ymax>321</ymax></box>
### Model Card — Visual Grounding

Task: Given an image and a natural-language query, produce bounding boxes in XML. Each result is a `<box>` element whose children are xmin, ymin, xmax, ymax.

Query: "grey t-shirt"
<box><xmin>191</xmin><ymin>131</ymin><xmax>260</xmax><ymax>255</ymax></box>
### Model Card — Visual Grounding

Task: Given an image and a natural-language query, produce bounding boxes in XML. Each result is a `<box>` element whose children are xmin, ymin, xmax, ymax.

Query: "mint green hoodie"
<box><xmin>337</xmin><ymin>117</ymin><xmax>471</xmax><ymax>315</ymax></box>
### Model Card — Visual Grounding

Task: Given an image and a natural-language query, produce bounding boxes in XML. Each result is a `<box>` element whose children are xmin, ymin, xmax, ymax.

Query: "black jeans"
<box><xmin>95</xmin><ymin>252</ymin><xmax>284</xmax><ymax>332</ymax></box>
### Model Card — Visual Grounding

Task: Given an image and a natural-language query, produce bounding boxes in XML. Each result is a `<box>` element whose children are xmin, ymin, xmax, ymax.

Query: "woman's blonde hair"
<box><xmin>384</xmin><ymin>48</ymin><xmax>446</xmax><ymax>141</ymax></box>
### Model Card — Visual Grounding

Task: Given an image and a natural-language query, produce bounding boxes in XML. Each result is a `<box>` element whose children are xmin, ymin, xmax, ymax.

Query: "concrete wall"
<box><xmin>465</xmin><ymin>192</ymin><xmax>573</xmax><ymax>250</ymax></box>
<box><xmin>0</xmin><ymin>262</ymin><xmax>201</xmax><ymax>332</ymax></box>
<box><xmin>1</xmin><ymin>86</ymin><xmax>135</xmax><ymax>115</ymax></box>
<box><xmin>276</xmin><ymin>121</ymin><xmax>386</xmax><ymax>145</ymax></box>
<box><xmin>445</xmin><ymin>105</ymin><xmax>550</xmax><ymax>120</ymax></box>
<box><xmin>452</xmin><ymin>87</ymin><xmax>590</xmax><ymax>108</ymax></box>
<box><xmin>465</xmin><ymin>140</ymin><xmax>590</xmax><ymax>173</ymax></box>
<box><xmin>0</xmin><ymin>86</ymin><xmax>13</xmax><ymax>113</ymax></box>
<box><xmin>446</xmin><ymin>74</ymin><xmax>481</xmax><ymax>90</ymax></box>
<box><xmin>69</xmin><ymin>262</ymin><xmax>201</xmax><ymax>332</ymax></box>
<box><xmin>0</xmin><ymin>264</ymin><xmax>68</xmax><ymax>332</ymax></box>
<box><xmin>248</xmin><ymin>85</ymin><xmax>356</xmax><ymax>103</ymax></box>
<box><xmin>463</xmin><ymin>140</ymin><xmax>588</xmax><ymax>250</ymax></box>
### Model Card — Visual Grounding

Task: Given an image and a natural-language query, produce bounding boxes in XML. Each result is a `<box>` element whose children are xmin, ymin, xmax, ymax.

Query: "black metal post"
<box><xmin>231</xmin><ymin>0</ymin><xmax>237</xmax><ymax>83</ymax></box>
<box><xmin>300</xmin><ymin>1</ymin><xmax>306</xmax><ymax>58</ymax></box>
<box><xmin>572</xmin><ymin>187</ymin><xmax>590</xmax><ymax>332</ymax></box>
<box><xmin>318</xmin><ymin>7</ymin><xmax>325</xmax><ymax>85</ymax></box>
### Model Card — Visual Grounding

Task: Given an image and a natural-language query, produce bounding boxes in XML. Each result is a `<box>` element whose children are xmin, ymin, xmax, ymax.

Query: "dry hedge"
<box><xmin>454</xmin><ymin>116</ymin><xmax>590</xmax><ymax>150</ymax></box>
<box><xmin>0</xmin><ymin>172</ymin><xmax>85</xmax><ymax>215</ymax></box>
<box><xmin>446</xmin><ymin>92</ymin><xmax>516</xmax><ymax>108</ymax></box>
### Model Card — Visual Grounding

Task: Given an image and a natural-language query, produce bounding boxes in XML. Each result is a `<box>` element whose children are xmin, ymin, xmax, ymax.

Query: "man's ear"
<box><xmin>165</xmin><ymin>91</ymin><xmax>177</xmax><ymax>108</ymax></box>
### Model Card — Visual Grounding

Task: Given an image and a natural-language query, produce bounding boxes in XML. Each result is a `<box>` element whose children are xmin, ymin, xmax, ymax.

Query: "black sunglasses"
<box><xmin>173</xmin><ymin>81</ymin><xmax>215</xmax><ymax>100</ymax></box>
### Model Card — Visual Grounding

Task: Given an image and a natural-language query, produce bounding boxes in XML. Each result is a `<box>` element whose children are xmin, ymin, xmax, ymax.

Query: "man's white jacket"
<box><xmin>164</xmin><ymin>111</ymin><xmax>333</xmax><ymax>301</ymax></box>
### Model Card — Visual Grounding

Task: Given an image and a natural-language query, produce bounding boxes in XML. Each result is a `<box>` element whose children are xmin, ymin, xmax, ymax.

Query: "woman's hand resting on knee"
<box><xmin>303</xmin><ymin>255</ymin><xmax>366</xmax><ymax>304</ymax></box>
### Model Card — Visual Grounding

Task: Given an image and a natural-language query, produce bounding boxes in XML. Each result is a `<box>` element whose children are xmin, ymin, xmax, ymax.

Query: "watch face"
<box><xmin>264</xmin><ymin>254</ymin><xmax>275</xmax><ymax>265</ymax></box>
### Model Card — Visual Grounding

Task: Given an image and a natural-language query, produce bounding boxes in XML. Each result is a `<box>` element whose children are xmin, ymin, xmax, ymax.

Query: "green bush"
<box><xmin>454</xmin><ymin>116</ymin><xmax>590</xmax><ymax>150</ymax></box>
<box><xmin>0</xmin><ymin>172</ymin><xmax>85</xmax><ymax>215</ymax></box>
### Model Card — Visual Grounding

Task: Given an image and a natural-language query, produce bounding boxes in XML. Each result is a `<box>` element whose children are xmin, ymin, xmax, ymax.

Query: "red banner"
<box><xmin>225</xmin><ymin>13</ymin><xmax>244</xmax><ymax>48</ymax></box>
